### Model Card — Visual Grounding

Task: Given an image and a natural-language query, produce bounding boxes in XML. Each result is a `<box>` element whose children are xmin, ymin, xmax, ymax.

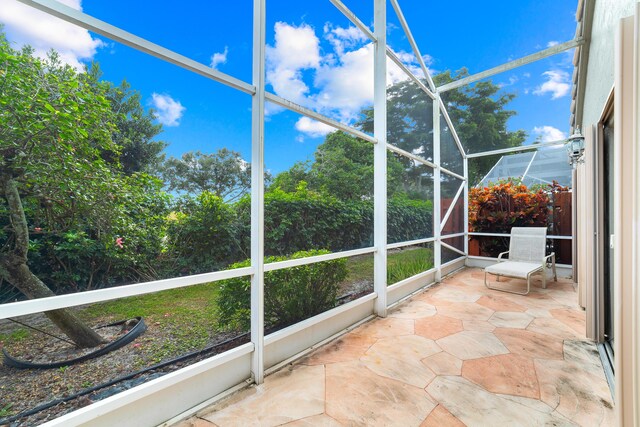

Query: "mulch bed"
<box><xmin>0</xmin><ymin>280</ymin><xmax>372</xmax><ymax>426</ymax></box>
<box><xmin>0</xmin><ymin>318</ymin><xmax>245</xmax><ymax>427</ymax></box>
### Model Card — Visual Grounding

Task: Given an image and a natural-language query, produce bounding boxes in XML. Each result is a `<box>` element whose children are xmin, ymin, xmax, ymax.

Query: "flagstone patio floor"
<box><xmin>175</xmin><ymin>267</ymin><xmax>614</xmax><ymax>426</ymax></box>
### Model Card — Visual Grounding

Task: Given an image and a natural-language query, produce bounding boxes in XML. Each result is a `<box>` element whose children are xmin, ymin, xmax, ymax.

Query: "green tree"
<box><xmin>270</xmin><ymin>131</ymin><xmax>406</xmax><ymax>201</ymax></box>
<box><xmin>162</xmin><ymin>191</ymin><xmax>245</xmax><ymax>275</ymax></box>
<box><xmin>435</xmin><ymin>69</ymin><xmax>526</xmax><ymax>183</ymax></box>
<box><xmin>99</xmin><ymin>72</ymin><xmax>167</xmax><ymax>174</ymax></box>
<box><xmin>359</xmin><ymin>69</ymin><xmax>526</xmax><ymax>185</ymax></box>
<box><xmin>0</xmin><ymin>34</ymin><xmax>168</xmax><ymax>347</ymax></box>
<box><xmin>161</xmin><ymin>149</ymin><xmax>252</xmax><ymax>201</ymax></box>
<box><xmin>0</xmin><ymin>35</ymin><xmax>117</xmax><ymax>347</ymax></box>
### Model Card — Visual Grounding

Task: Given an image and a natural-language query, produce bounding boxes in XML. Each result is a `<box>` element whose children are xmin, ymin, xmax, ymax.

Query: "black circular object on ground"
<box><xmin>2</xmin><ymin>317</ymin><xmax>147</xmax><ymax>369</ymax></box>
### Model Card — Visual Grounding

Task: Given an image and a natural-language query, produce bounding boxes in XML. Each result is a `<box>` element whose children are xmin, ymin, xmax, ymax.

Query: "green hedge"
<box><xmin>217</xmin><ymin>250</ymin><xmax>347</xmax><ymax>330</ymax></box>
<box><xmin>236</xmin><ymin>188</ymin><xmax>433</xmax><ymax>257</ymax></box>
<box><xmin>6</xmin><ymin>187</ymin><xmax>432</xmax><ymax>300</ymax></box>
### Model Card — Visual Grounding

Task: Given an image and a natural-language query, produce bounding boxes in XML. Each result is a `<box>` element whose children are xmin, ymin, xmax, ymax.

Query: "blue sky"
<box><xmin>0</xmin><ymin>0</ymin><xmax>577</xmax><ymax>175</ymax></box>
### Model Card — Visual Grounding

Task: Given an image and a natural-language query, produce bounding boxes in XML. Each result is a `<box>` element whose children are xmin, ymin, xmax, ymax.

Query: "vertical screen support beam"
<box><xmin>433</xmin><ymin>97</ymin><xmax>442</xmax><ymax>282</ymax></box>
<box><xmin>463</xmin><ymin>157</ymin><xmax>469</xmax><ymax>257</ymax></box>
<box><xmin>373</xmin><ymin>0</ymin><xmax>387</xmax><ymax>316</ymax></box>
<box><xmin>250</xmin><ymin>0</ymin><xmax>266</xmax><ymax>384</ymax></box>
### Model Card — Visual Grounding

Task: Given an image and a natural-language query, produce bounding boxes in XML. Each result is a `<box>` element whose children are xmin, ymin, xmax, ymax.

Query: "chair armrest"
<box><xmin>498</xmin><ymin>251</ymin><xmax>509</xmax><ymax>262</ymax></box>
<box><xmin>544</xmin><ymin>253</ymin><xmax>555</xmax><ymax>265</ymax></box>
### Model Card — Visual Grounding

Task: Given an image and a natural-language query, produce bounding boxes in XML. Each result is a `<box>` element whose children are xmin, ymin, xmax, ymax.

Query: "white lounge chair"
<box><xmin>484</xmin><ymin>227</ymin><xmax>557</xmax><ymax>295</ymax></box>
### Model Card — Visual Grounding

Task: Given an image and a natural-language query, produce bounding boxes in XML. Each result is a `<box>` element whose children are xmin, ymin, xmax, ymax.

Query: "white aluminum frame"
<box><xmin>437</xmin><ymin>38</ymin><xmax>585</xmax><ymax>93</ymax></box>
<box><xmin>440</xmin><ymin>181</ymin><xmax>465</xmax><ymax>232</ymax></box>
<box><xmin>1</xmin><ymin>1</ymin><xmax>583</xmax><ymax>424</ymax></box>
<box><xmin>438</xmin><ymin>96</ymin><xmax>466</xmax><ymax>158</ymax></box>
<box><xmin>250</xmin><ymin>0</ymin><xmax>266</xmax><ymax>384</ymax></box>
<box><xmin>373</xmin><ymin>0</ymin><xmax>388</xmax><ymax>316</ymax></box>
<box><xmin>329</xmin><ymin>0</ymin><xmax>376</xmax><ymax>41</ymax></box>
<box><xmin>469</xmin><ymin>232</ymin><xmax>573</xmax><ymax>240</ymax></box>
<box><xmin>466</xmin><ymin>138</ymin><xmax>566</xmax><ymax>158</ymax></box>
<box><xmin>389</xmin><ymin>0</ymin><xmax>436</xmax><ymax>92</ymax></box>
<box><xmin>433</xmin><ymin>97</ymin><xmax>442</xmax><ymax>282</ymax></box>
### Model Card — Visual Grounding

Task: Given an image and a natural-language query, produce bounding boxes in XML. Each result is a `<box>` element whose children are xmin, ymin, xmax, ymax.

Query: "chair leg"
<box><xmin>485</xmin><ymin>271</ymin><xmax>530</xmax><ymax>295</ymax></box>
<box><xmin>542</xmin><ymin>264</ymin><xmax>547</xmax><ymax>289</ymax></box>
<box><xmin>552</xmin><ymin>256</ymin><xmax>557</xmax><ymax>282</ymax></box>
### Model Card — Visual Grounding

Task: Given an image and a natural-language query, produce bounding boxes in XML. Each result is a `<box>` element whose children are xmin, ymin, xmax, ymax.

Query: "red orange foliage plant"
<box><xmin>469</xmin><ymin>180</ymin><xmax>551</xmax><ymax>255</ymax></box>
<box><xmin>469</xmin><ymin>180</ymin><xmax>551</xmax><ymax>233</ymax></box>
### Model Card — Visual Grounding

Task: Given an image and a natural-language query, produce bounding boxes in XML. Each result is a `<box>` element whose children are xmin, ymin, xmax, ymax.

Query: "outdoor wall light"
<box><xmin>566</xmin><ymin>127</ymin><xmax>585</xmax><ymax>167</ymax></box>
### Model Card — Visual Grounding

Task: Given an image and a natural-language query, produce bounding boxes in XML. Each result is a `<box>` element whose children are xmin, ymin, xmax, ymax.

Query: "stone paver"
<box><xmin>422</xmin><ymin>351</ymin><xmax>462</xmax><ymax>376</ymax></box>
<box><xmin>437</xmin><ymin>330</ymin><xmax>510</xmax><ymax>360</ymax></box>
<box><xmin>462</xmin><ymin>353</ymin><xmax>540</xmax><ymax>399</ymax></box>
<box><xmin>178</xmin><ymin>268</ymin><xmax>613</xmax><ymax>427</ymax></box>
<box><xmin>360</xmin><ymin>335</ymin><xmax>440</xmax><ymax>387</ymax></box>
<box><xmin>488</xmin><ymin>311</ymin><xmax>534</xmax><ymax>329</ymax></box>
<box><xmin>415</xmin><ymin>314</ymin><xmax>463</xmax><ymax>340</ymax></box>
<box><xmin>420</xmin><ymin>404</ymin><xmax>465</xmax><ymax>427</ymax></box>
<box><xmin>494</xmin><ymin>328</ymin><xmax>565</xmax><ymax>360</ymax></box>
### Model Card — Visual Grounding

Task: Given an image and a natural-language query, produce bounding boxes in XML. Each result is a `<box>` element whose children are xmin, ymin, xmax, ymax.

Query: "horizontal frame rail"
<box><xmin>387</xmin><ymin>143</ymin><xmax>466</xmax><ymax>182</ymax></box>
<box><xmin>465</xmin><ymin>139</ymin><xmax>566</xmax><ymax>158</ymax></box>
<box><xmin>264</xmin><ymin>247</ymin><xmax>377</xmax><ymax>272</ymax></box>
<box><xmin>17</xmin><ymin>0</ymin><xmax>255</xmax><ymax>95</ymax></box>
<box><xmin>469</xmin><ymin>232</ymin><xmax>573</xmax><ymax>240</ymax></box>
<box><xmin>387</xmin><ymin>237</ymin><xmax>436</xmax><ymax>250</ymax></box>
<box><xmin>441</xmin><ymin>232</ymin><xmax>466</xmax><ymax>239</ymax></box>
<box><xmin>265</xmin><ymin>92</ymin><xmax>377</xmax><ymax>144</ymax></box>
<box><xmin>437</xmin><ymin>38</ymin><xmax>584</xmax><ymax>93</ymax></box>
<box><xmin>0</xmin><ymin>267</ymin><xmax>254</xmax><ymax>320</ymax></box>
<box><xmin>440</xmin><ymin>167</ymin><xmax>466</xmax><ymax>181</ymax></box>
<box><xmin>386</xmin><ymin>143</ymin><xmax>437</xmax><ymax>169</ymax></box>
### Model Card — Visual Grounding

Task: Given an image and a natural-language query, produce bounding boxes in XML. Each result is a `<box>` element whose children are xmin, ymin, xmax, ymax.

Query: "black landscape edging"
<box><xmin>2</xmin><ymin>317</ymin><xmax>147</xmax><ymax>370</ymax></box>
<box><xmin>0</xmin><ymin>331</ymin><xmax>249</xmax><ymax>425</ymax></box>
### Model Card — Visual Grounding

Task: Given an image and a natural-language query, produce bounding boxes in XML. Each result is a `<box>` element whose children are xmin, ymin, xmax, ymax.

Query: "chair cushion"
<box><xmin>485</xmin><ymin>261</ymin><xmax>543</xmax><ymax>279</ymax></box>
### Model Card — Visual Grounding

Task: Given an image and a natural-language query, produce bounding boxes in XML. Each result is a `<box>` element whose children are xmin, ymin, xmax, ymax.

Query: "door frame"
<box><xmin>595</xmin><ymin>88</ymin><xmax>614</xmax><ymax>345</ymax></box>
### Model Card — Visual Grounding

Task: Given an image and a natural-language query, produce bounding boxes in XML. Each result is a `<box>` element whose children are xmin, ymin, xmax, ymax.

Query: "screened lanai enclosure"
<box><xmin>0</xmin><ymin>0</ymin><xmax>597</xmax><ymax>425</ymax></box>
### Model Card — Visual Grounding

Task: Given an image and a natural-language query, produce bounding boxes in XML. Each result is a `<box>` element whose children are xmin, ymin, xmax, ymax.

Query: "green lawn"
<box><xmin>1</xmin><ymin>247</ymin><xmax>433</xmax><ymax>362</ymax></box>
<box><xmin>343</xmin><ymin>246</ymin><xmax>434</xmax><ymax>285</ymax></box>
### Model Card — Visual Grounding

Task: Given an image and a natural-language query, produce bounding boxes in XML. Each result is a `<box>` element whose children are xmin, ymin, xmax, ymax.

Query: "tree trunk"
<box><xmin>1</xmin><ymin>176</ymin><xmax>105</xmax><ymax>348</ymax></box>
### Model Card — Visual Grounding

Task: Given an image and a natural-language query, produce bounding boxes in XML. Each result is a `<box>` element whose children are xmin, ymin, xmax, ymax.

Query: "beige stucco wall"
<box><xmin>580</xmin><ymin>0</ymin><xmax>636</xmax><ymax>129</ymax></box>
<box><xmin>576</xmin><ymin>2</ymin><xmax>639</xmax><ymax>426</ymax></box>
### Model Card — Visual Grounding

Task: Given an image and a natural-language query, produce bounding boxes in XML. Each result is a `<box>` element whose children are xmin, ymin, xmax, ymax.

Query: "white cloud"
<box><xmin>0</xmin><ymin>0</ymin><xmax>104</xmax><ymax>69</ymax></box>
<box><xmin>151</xmin><ymin>93</ymin><xmax>185</xmax><ymax>127</ymax></box>
<box><xmin>547</xmin><ymin>41</ymin><xmax>559</xmax><ymax>48</ymax></box>
<box><xmin>294</xmin><ymin>116</ymin><xmax>335</xmax><ymax>138</ymax></box>
<box><xmin>265</xmin><ymin>22</ymin><xmax>437</xmax><ymax>131</ymax></box>
<box><xmin>324</xmin><ymin>23</ymin><xmax>366</xmax><ymax>57</ymax></box>
<box><xmin>266</xmin><ymin>22</ymin><xmax>320</xmax><ymax>106</ymax></box>
<box><xmin>498</xmin><ymin>75</ymin><xmax>519</xmax><ymax>88</ymax></box>
<box><xmin>210</xmin><ymin>46</ymin><xmax>228</xmax><ymax>69</ymax></box>
<box><xmin>534</xmin><ymin>70</ymin><xmax>570</xmax><ymax>99</ymax></box>
<box><xmin>533</xmin><ymin>125</ymin><xmax>567</xmax><ymax>142</ymax></box>
<box><xmin>315</xmin><ymin>43</ymin><xmax>374</xmax><ymax>121</ymax></box>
